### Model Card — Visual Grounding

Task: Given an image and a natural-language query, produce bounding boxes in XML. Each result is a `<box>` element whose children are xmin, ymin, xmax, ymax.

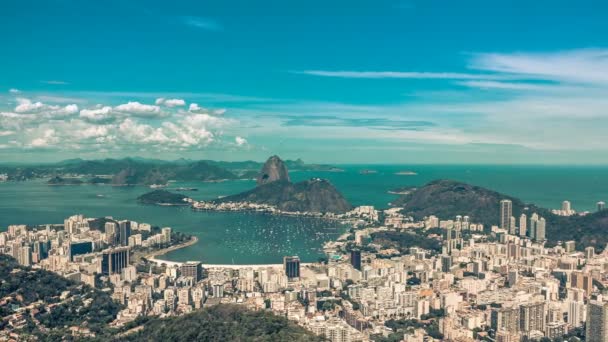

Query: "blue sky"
<box><xmin>1</xmin><ymin>0</ymin><xmax>608</xmax><ymax>164</ymax></box>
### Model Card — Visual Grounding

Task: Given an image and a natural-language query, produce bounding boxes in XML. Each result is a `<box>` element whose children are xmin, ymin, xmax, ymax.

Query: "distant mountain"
<box><xmin>393</xmin><ymin>179</ymin><xmax>608</xmax><ymax>250</ymax></box>
<box><xmin>123</xmin><ymin>304</ymin><xmax>324</xmax><ymax>342</ymax></box>
<box><xmin>218</xmin><ymin>156</ymin><xmax>352</xmax><ymax>214</ymax></box>
<box><xmin>1</xmin><ymin>157</ymin><xmax>338</xmax><ymax>183</ymax></box>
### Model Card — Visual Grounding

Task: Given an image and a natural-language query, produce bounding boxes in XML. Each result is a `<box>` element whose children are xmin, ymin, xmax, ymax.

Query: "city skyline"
<box><xmin>2</xmin><ymin>0</ymin><xmax>608</xmax><ymax>164</ymax></box>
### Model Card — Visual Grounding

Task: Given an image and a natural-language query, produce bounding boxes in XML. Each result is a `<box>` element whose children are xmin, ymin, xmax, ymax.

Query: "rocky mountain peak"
<box><xmin>256</xmin><ymin>155</ymin><xmax>290</xmax><ymax>186</ymax></box>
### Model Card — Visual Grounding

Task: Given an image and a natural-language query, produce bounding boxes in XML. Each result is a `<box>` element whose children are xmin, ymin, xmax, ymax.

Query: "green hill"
<box><xmin>393</xmin><ymin>179</ymin><xmax>608</xmax><ymax>250</ymax></box>
<box><xmin>0</xmin><ymin>255</ymin><xmax>122</xmax><ymax>339</ymax></box>
<box><xmin>137</xmin><ymin>190</ymin><xmax>189</xmax><ymax>205</ymax></box>
<box><xmin>122</xmin><ymin>304</ymin><xmax>324</xmax><ymax>342</ymax></box>
<box><xmin>218</xmin><ymin>179</ymin><xmax>352</xmax><ymax>214</ymax></box>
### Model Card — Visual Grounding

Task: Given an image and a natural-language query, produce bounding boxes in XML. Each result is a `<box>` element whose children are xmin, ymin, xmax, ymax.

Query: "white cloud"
<box><xmin>15</xmin><ymin>98</ymin><xmax>45</xmax><ymax>113</ymax></box>
<box><xmin>42</xmin><ymin>80</ymin><xmax>69</xmax><ymax>85</ymax></box>
<box><xmin>79</xmin><ymin>106</ymin><xmax>114</xmax><ymax>122</ymax></box>
<box><xmin>235</xmin><ymin>136</ymin><xmax>247</xmax><ymax>146</ymax></box>
<box><xmin>114</xmin><ymin>101</ymin><xmax>162</xmax><ymax>116</ymax></box>
<box><xmin>155</xmin><ymin>98</ymin><xmax>186</xmax><ymax>107</ymax></box>
<box><xmin>188</xmin><ymin>103</ymin><xmax>206</xmax><ymax>113</ymax></box>
<box><xmin>182</xmin><ymin>16</ymin><xmax>222</xmax><ymax>31</ymax></box>
<box><xmin>9</xmin><ymin>88</ymin><xmax>20</xmax><ymax>94</ymax></box>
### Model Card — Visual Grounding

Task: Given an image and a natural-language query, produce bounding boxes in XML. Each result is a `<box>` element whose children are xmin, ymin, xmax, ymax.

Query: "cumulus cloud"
<box><xmin>235</xmin><ymin>136</ymin><xmax>247</xmax><ymax>146</ymax></box>
<box><xmin>15</xmin><ymin>98</ymin><xmax>45</xmax><ymax>113</ymax></box>
<box><xmin>114</xmin><ymin>101</ymin><xmax>162</xmax><ymax>117</ymax></box>
<box><xmin>155</xmin><ymin>98</ymin><xmax>186</xmax><ymax>107</ymax></box>
<box><xmin>80</xmin><ymin>106</ymin><xmax>114</xmax><ymax>122</ymax></box>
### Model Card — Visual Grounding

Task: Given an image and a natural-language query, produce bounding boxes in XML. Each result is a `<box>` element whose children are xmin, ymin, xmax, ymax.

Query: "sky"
<box><xmin>1</xmin><ymin>0</ymin><xmax>608</xmax><ymax>164</ymax></box>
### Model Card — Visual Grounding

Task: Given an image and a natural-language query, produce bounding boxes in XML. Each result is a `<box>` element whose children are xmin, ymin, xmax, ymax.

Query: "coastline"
<box><xmin>144</xmin><ymin>235</ymin><xmax>199</xmax><ymax>261</ymax></box>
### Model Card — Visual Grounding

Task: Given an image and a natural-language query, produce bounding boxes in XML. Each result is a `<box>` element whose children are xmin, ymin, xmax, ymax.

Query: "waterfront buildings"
<box><xmin>283</xmin><ymin>255</ymin><xmax>300</xmax><ymax>279</ymax></box>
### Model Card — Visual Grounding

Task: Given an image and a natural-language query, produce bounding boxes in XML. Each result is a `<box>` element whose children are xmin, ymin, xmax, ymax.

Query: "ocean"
<box><xmin>1</xmin><ymin>164</ymin><xmax>607</xmax><ymax>264</ymax></box>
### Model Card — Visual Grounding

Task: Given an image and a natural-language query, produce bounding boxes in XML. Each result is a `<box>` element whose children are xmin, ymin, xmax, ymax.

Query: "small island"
<box><xmin>137</xmin><ymin>190</ymin><xmax>190</xmax><ymax>206</ymax></box>
<box><xmin>387</xmin><ymin>186</ymin><xmax>417</xmax><ymax>195</ymax></box>
<box><xmin>47</xmin><ymin>176</ymin><xmax>84</xmax><ymax>185</ymax></box>
<box><xmin>395</xmin><ymin>170</ymin><xmax>417</xmax><ymax>176</ymax></box>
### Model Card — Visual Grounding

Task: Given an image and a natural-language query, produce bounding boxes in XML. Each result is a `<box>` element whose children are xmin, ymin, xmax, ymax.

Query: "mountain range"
<box><xmin>0</xmin><ymin>157</ymin><xmax>338</xmax><ymax>185</ymax></box>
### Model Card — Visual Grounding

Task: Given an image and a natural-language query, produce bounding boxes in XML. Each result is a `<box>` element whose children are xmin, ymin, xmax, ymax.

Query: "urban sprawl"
<box><xmin>2</xmin><ymin>199</ymin><xmax>608</xmax><ymax>342</ymax></box>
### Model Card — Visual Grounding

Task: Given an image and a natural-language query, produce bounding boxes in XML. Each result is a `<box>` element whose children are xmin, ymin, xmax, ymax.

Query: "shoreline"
<box><xmin>144</xmin><ymin>235</ymin><xmax>199</xmax><ymax>261</ymax></box>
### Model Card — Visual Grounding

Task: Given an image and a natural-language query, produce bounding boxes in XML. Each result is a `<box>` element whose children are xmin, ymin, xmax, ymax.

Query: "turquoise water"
<box><xmin>1</xmin><ymin>165</ymin><xmax>607</xmax><ymax>263</ymax></box>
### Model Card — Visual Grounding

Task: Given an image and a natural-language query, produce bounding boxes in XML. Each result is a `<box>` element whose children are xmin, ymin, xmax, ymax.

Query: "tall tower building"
<box><xmin>509</xmin><ymin>216</ymin><xmax>517</xmax><ymax>235</ymax></box>
<box><xmin>562</xmin><ymin>200</ymin><xmax>572</xmax><ymax>212</ymax></box>
<box><xmin>350</xmin><ymin>250</ymin><xmax>361</xmax><ymax>271</ymax></box>
<box><xmin>587</xmin><ymin>300</ymin><xmax>608</xmax><ymax>342</ymax></box>
<box><xmin>529</xmin><ymin>213</ymin><xmax>539</xmax><ymax>239</ymax></box>
<box><xmin>519</xmin><ymin>302</ymin><xmax>545</xmax><ymax>332</ymax></box>
<box><xmin>118</xmin><ymin>220</ymin><xmax>131</xmax><ymax>246</ymax></box>
<box><xmin>535</xmin><ymin>217</ymin><xmax>546</xmax><ymax>241</ymax></box>
<box><xmin>500</xmin><ymin>200</ymin><xmax>513</xmax><ymax>230</ymax></box>
<box><xmin>519</xmin><ymin>214</ymin><xmax>527</xmax><ymax>237</ymax></box>
<box><xmin>283</xmin><ymin>256</ymin><xmax>300</xmax><ymax>279</ymax></box>
<box><xmin>180</xmin><ymin>261</ymin><xmax>203</xmax><ymax>282</ymax></box>
<box><xmin>598</xmin><ymin>201</ymin><xmax>606</xmax><ymax>212</ymax></box>
<box><xmin>105</xmin><ymin>222</ymin><xmax>117</xmax><ymax>245</ymax></box>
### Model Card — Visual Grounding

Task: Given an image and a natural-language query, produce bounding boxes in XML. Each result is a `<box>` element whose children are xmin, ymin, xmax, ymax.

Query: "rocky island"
<box><xmin>209</xmin><ymin>156</ymin><xmax>352</xmax><ymax>214</ymax></box>
<box><xmin>137</xmin><ymin>190</ymin><xmax>190</xmax><ymax>206</ymax></box>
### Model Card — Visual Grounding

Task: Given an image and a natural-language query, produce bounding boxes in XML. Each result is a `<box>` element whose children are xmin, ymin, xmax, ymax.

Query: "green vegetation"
<box><xmin>0</xmin><ymin>255</ymin><xmax>122</xmax><ymax>338</ymax></box>
<box><xmin>47</xmin><ymin>176</ymin><xmax>84</xmax><ymax>185</ymax></box>
<box><xmin>137</xmin><ymin>190</ymin><xmax>188</xmax><ymax>205</ymax></box>
<box><xmin>371</xmin><ymin>230</ymin><xmax>442</xmax><ymax>253</ymax></box>
<box><xmin>122</xmin><ymin>304</ymin><xmax>325</xmax><ymax>342</ymax></box>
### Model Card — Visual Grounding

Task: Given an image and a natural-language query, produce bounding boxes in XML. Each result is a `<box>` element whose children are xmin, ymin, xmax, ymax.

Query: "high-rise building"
<box><xmin>562</xmin><ymin>200</ymin><xmax>572</xmax><ymax>212</ymax></box>
<box><xmin>528</xmin><ymin>213</ymin><xmax>538</xmax><ymax>239</ymax></box>
<box><xmin>535</xmin><ymin>217</ymin><xmax>546</xmax><ymax>241</ymax></box>
<box><xmin>69</xmin><ymin>240</ymin><xmax>93</xmax><ymax>261</ymax></box>
<box><xmin>500</xmin><ymin>200</ymin><xmax>513</xmax><ymax>230</ymax></box>
<box><xmin>441</xmin><ymin>255</ymin><xmax>452</xmax><ymax>273</ymax></box>
<box><xmin>105</xmin><ymin>222</ymin><xmax>117</xmax><ymax>244</ymax></box>
<box><xmin>118</xmin><ymin>220</ymin><xmax>131</xmax><ymax>246</ymax></box>
<box><xmin>519</xmin><ymin>302</ymin><xmax>545</xmax><ymax>332</ymax></box>
<box><xmin>509</xmin><ymin>216</ymin><xmax>516</xmax><ymax>235</ymax></box>
<box><xmin>491</xmin><ymin>306</ymin><xmax>520</xmax><ymax>333</ymax></box>
<box><xmin>519</xmin><ymin>214</ymin><xmax>527</xmax><ymax>237</ymax></box>
<box><xmin>100</xmin><ymin>246</ymin><xmax>130</xmax><ymax>275</ymax></box>
<box><xmin>18</xmin><ymin>245</ymin><xmax>32</xmax><ymax>266</ymax></box>
<box><xmin>598</xmin><ymin>201</ymin><xmax>606</xmax><ymax>212</ymax></box>
<box><xmin>350</xmin><ymin>250</ymin><xmax>361</xmax><ymax>271</ymax></box>
<box><xmin>586</xmin><ymin>246</ymin><xmax>596</xmax><ymax>259</ymax></box>
<box><xmin>586</xmin><ymin>300</ymin><xmax>608</xmax><ymax>342</ymax></box>
<box><xmin>180</xmin><ymin>261</ymin><xmax>203</xmax><ymax>282</ymax></box>
<box><xmin>283</xmin><ymin>256</ymin><xmax>300</xmax><ymax>279</ymax></box>
<box><xmin>161</xmin><ymin>227</ymin><xmax>172</xmax><ymax>243</ymax></box>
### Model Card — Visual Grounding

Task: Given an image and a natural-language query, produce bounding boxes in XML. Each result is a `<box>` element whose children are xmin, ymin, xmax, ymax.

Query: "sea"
<box><xmin>1</xmin><ymin>164</ymin><xmax>607</xmax><ymax>264</ymax></box>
